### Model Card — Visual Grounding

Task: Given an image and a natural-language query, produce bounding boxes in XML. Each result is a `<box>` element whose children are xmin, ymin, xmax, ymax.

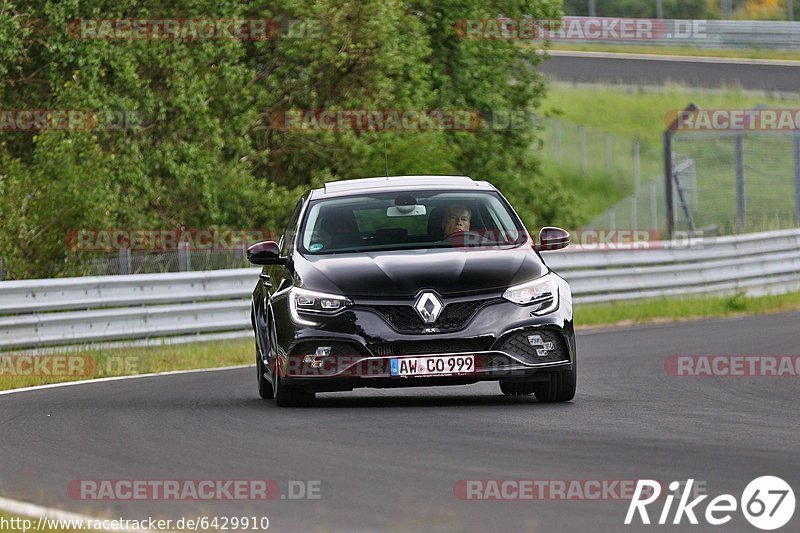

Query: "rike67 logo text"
<box><xmin>626</xmin><ymin>477</ymin><xmax>795</xmax><ymax>530</ymax></box>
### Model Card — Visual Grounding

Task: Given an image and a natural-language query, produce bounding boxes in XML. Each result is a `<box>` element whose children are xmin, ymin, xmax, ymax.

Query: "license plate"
<box><xmin>390</xmin><ymin>355</ymin><xmax>475</xmax><ymax>377</ymax></box>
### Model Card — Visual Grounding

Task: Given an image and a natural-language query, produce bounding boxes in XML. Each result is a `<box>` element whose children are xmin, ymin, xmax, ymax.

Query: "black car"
<box><xmin>248</xmin><ymin>175</ymin><xmax>576</xmax><ymax>406</ymax></box>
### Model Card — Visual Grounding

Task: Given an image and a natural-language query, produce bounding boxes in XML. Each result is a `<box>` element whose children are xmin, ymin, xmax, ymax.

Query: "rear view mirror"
<box><xmin>247</xmin><ymin>241</ymin><xmax>285</xmax><ymax>265</ymax></box>
<box><xmin>387</xmin><ymin>205</ymin><xmax>426</xmax><ymax>217</ymax></box>
<box><xmin>536</xmin><ymin>227</ymin><xmax>570</xmax><ymax>251</ymax></box>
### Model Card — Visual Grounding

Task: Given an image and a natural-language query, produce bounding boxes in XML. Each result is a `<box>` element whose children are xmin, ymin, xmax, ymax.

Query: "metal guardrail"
<box><xmin>555</xmin><ymin>18</ymin><xmax>800</xmax><ymax>50</ymax></box>
<box><xmin>1</xmin><ymin>228</ymin><xmax>799</xmax><ymax>350</ymax></box>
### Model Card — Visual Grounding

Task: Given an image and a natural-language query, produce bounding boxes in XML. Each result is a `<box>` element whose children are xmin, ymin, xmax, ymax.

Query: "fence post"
<box><xmin>579</xmin><ymin>127</ymin><xmax>587</xmax><ymax>176</ymax></box>
<box><xmin>589</xmin><ymin>0</ymin><xmax>596</xmax><ymax>17</ymax></box>
<box><xmin>555</xmin><ymin>119</ymin><xmax>562</xmax><ymax>164</ymax></box>
<box><xmin>794</xmin><ymin>131</ymin><xmax>800</xmax><ymax>224</ymax></box>
<box><xmin>634</xmin><ymin>137</ymin><xmax>641</xmax><ymax>193</ymax></box>
<box><xmin>656</xmin><ymin>0</ymin><xmax>664</xmax><ymax>19</ymax></box>
<box><xmin>790</xmin><ymin>0</ymin><xmax>795</xmax><ymax>22</ymax></box>
<box><xmin>735</xmin><ymin>134</ymin><xmax>746</xmax><ymax>232</ymax></box>
<box><xmin>118</xmin><ymin>247</ymin><xmax>132</xmax><ymax>275</ymax></box>
<box><xmin>664</xmin><ymin>103</ymin><xmax>698</xmax><ymax>238</ymax></box>
<box><xmin>664</xmin><ymin>129</ymin><xmax>674</xmax><ymax>237</ymax></box>
<box><xmin>651</xmin><ymin>181</ymin><xmax>658</xmax><ymax>230</ymax></box>
<box><xmin>178</xmin><ymin>241</ymin><xmax>192</xmax><ymax>271</ymax></box>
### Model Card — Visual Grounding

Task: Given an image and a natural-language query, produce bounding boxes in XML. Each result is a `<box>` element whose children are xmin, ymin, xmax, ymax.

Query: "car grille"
<box><xmin>369</xmin><ymin>337</ymin><xmax>494</xmax><ymax>356</ymax></box>
<box><xmin>496</xmin><ymin>329</ymin><xmax>569</xmax><ymax>365</ymax></box>
<box><xmin>366</xmin><ymin>298</ymin><xmax>500</xmax><ymax>333</ymax></box>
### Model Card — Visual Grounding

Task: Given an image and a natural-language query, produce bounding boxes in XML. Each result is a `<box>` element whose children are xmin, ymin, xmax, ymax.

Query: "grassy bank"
<box><xmin>0</xmin><ymin>337</ymin><xmax>253</xmax><ymax>392</ymax></box>
<box><xmin>576</xmin><ymin>290</ymin><xmax>800</xmax><ymax>327</ymax></box>
<box><xmin>541</xmin><ymin>82</ymin><xmax>800</xmax><ymax>146</ymax></box>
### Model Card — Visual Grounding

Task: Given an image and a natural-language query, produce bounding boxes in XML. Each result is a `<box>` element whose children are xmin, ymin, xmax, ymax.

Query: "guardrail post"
<box><xmin>118</xmin><ymin>247</ymin><xmax>131</xmax><ymax>275</ymax></box>
<box><xmin>794</xmin><ymin>131</ymin><xmax>800</xmax><ymax>224</ymax></box>
<box><xmin>735</xmin><ymin>133</ymin><xmax>746</xmax><ymax>233</ymax></box>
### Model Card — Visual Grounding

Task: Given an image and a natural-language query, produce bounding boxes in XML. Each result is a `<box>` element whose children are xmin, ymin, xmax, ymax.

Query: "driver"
<box><xmin>442</xmin><ymin>203</ymin><xmax>471</xmax><ymax>237</ymax></box>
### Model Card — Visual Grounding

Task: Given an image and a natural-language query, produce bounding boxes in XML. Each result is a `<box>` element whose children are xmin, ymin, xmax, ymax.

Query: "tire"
<box><xmin>534</xmin><ymin>362</ymin><xmax>577</xmax><ymax>403</ymax></box>
<box><xmin>499</xmin><ymin>380</ymin><xmax>537</xmax><ymax>396</ymax></box>
<box><xmin>256</xmin><ymin>354</ymin><xmax>273</xmax><ymax>400</ymax></box>
<box><xmin>273</xmin><ymin>365</ymin><xmax>315</xmax><ymax>407</ymax></box>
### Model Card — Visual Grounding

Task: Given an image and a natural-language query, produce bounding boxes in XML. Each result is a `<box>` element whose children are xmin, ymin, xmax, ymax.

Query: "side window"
<box><xmin>280</xmin><ymin>200</ymin><xmax>304</xmax><ymax>256</ymax></box>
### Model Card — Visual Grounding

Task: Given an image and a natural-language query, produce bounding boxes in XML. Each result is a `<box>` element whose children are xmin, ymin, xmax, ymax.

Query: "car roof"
<box><xmin>308</xmin><ymin>175</ymin><xmax>496</xmax><ymax>200</ymax></box>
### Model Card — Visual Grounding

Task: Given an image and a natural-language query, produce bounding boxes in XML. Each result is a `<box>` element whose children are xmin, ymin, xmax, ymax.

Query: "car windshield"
<box><xmin>299</xmin><ymin>190</ymin><xmax>527</xmax><ymax>255</ymax></box>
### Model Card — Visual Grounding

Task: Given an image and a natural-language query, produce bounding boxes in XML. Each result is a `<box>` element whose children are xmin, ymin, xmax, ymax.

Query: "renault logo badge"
<box><xmin>415</xmin><ymin>292</ymin><xmax>443</xmax><ymax>324</ymax></box>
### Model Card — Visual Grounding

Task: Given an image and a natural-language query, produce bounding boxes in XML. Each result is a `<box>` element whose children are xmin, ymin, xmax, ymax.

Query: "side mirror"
<box><xmin>536</xmin><ymin>227</ymin><xmax>570</xmax><ymax>252</ymax></box>
<box><xmin>247</xmin><ymin>241</ymin><xmax>285</xmax><ymax>265</ymax></box>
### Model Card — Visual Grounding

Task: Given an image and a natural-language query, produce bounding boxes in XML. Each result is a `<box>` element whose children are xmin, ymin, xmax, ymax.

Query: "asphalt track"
<box><xmin>540</xmin><ymin>52</ymin><xmax>800</xmax><ymax>92</ymax></box>
<box><xmin>1</xmin><ymin>312</ymin><xmax>799</xmax><ymax>532</ymax></box>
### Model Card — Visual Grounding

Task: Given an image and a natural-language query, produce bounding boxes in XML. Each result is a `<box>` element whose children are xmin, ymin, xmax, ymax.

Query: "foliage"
<box><xmin>0</xmin><ymin>0</ymin><xmax>584</xmax><ymax>279</ymax></box>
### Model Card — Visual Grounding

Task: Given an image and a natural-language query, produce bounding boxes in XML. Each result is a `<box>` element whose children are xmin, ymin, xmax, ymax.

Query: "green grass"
<box><xmin>541</xmin><ymin>82</ymin><xmax>800</xmax><ymax>146</ymax></box>
<box><xmin>548</xmin><ymin>43</ymin><xmax>800</xmax><ymax>61</ymax></box>
<box><xmin>538</xmin><ymin>83</ymin><xmax>800</xmax><ymax>232</ymax></box>
<box><xmin>544</xmin><ymin>161</ymin><xmax>631</xmax><ymax>225</ymax></box>
<box><xmin>576</xmin><ymin>290</ymin><xmax>800</xmax><ymax>327</ymax></box>
<box><xmin>0</xmin><ymin>338</ymin><xmax>253</xmax><ymax>392</ymax></box>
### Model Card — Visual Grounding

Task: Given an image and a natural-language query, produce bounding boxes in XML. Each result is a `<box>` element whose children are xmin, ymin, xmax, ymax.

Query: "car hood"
<box><xmin>294</xmin><ymin>247</ymin><xmax>547</xmax><ymax>297</ymax></box>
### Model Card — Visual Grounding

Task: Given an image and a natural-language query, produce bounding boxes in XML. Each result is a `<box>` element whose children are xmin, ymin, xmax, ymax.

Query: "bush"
<box><xmin>0</xmin><ymin>0</ymin><xmax>578</xmax><ymax>279</ymax></box>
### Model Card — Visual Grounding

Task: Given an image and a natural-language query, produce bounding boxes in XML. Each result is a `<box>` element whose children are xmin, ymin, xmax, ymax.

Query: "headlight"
<box><xmin>502</xmin><ymin>274</ymin><xmax>559</xmax><ymax>315</ymax></box>
<box><xmin>289</xmin><ymin>288</ymin><xmax>352</xmax><ymax>326</ymax></box>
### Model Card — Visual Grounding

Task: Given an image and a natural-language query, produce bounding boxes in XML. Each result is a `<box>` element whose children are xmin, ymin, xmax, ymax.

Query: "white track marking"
<box><xmin>0</xmin><ymin>365</ymin><xmax>252</xmax><ymax>397</ymax></box>
<box><xmin>0</xmin><ymin>495</ymin><xmax>155</xmax><ymax>532</ymax></box>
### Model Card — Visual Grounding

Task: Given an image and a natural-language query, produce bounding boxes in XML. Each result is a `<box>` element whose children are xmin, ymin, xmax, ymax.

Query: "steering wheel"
<box><xmin>445</xmin><ymin>231</ymin><xmax>489</xmax><ymax>247</ymax></box>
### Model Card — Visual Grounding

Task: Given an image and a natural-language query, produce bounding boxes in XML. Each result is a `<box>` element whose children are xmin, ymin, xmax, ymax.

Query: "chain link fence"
<box><xmin>539</xmin><ymin>117</ymin><xmax>667</xmax><ymax>232</ymax></box>
<box><xmin>670</xmin><ymin>130</ymin><xmax>800</xmax><ymax>235</ymax></box>
<box><xmin>48</xmin><ymin>246</ymin><xmax>251</xmax><ymax>278</ymax></box>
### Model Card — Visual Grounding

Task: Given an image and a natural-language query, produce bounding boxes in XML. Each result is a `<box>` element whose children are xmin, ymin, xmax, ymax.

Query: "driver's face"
<box><xmin>443</xmin><ymin>207</ymin><xmax>471</xmax><ymax>236</ymax></box>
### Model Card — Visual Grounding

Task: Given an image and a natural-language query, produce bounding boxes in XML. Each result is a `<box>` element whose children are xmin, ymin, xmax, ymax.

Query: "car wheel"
<box><xmin>499</xmin><ymin>380</ymin><xmax>537</xmax><ymax>396</ymax></box>
<box><xmin>256</xmin><ymin>353</ymin><xmax>273</xmax><ymax>400</ymax></box>
<box><xmin>534</xmin><ymin>362</ymin><xmax>577</xmax><ymax>403</ymax></box>
<box><xmin>273</xmin><ymin>363</ymin><xmax>315</xmax><ymax>407</ymax></box>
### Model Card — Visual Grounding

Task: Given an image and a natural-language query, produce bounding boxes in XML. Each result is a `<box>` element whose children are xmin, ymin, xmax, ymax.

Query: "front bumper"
<box><xmin>270</xmin><ymin>280</ymin><xmax>575</xmax><ymax>392</ymax></box>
